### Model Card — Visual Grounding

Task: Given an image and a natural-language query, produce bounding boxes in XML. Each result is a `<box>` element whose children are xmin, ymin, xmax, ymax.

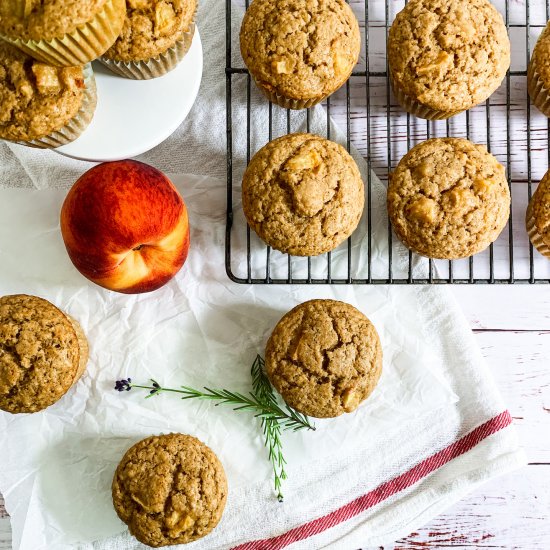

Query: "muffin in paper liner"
<box><xmin>99</xmin><ymin>23</ymin><xmax>196</xmax><ymax>80</ymax></box>
<box><xmin>254</xmin><ymin>80</ymin><xmax>325</xmax><ymax>110</ymax></box>
<box><xmin>390</xmin><ymin>72</ymin><xmax>463</xmax><ymax>121</ymax></box>
<box><xmin>526</xmin><ymin>198</ymin><xmax>550</xmax><ymax>259</ymax></box>
<box><xmin>528</xmin><ymin>63</ymin><xmax>550</xmax><ymax>118</ymax></box>
<box><xmin>1</xmin><ymin>0</ymin><xmax>126</xmax><ymax>67</ymax></box>
<box><xmin>16</xmin><ymin>63</ymin><xmax>97</xmax><ymax>149</ymax></box>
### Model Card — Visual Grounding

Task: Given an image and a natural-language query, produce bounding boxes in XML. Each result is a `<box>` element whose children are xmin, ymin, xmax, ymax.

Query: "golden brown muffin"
<box><xmin>528</xmin><ymin>22</ymin><xmax>550</xmax><ymax>117</ymax></box>
<box><xmin>0</xmin><ymin>42</ymin><xmax>97</xmax><ymax>147</ymax></box>
<box><xmin>112</xmin><ymin>434</ymin><xmax>227</xmax><ymax>548</ymax></box>
<box><xmin>100</xmin><ymin>0</ymin><xmax>196</xmax><ymax>79</ymax></box>
<box><xmin>387</xmin><ymin>138</ymin><xmax>510</xmax><ymax>259</ymax></box>
<box><xmin>0</xmin><ymin>0</ymin><xmax>126</xmax><ymax>66</ymax></box>
<box><xmin>242</xmin><ymin>133</ymin><xmax>364</xmax><ymax>256</ymax></box>
<box><xmin>0</xmin><ymin>294</ymin><xmax>89</xmax><ymax>414</ymax></box>
<box><xmin>526</xmin><ymin>170</ymin><xmax>550</xmax><ymax>258</ymax></box>
<box><xmin>240</xmin><ymin>0</ymin><xmax>361</xmax><ymax>109</ymax></box>
<box><xmin>388</xmin><ymin>0</ymin><xmax>510</xmax><ymax>120</ymax></box>
<box><xmin>265</xmin><ymin>300</ymin><xmax>382</xmax><ymax>419</ymax></box>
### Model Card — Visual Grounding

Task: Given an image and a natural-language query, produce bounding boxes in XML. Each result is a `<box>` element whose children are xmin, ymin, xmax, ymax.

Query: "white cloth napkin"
<box><xmin>0</xmin><ymin>1</ymin><xmax>526</xmax><ymax>549</ymax></box>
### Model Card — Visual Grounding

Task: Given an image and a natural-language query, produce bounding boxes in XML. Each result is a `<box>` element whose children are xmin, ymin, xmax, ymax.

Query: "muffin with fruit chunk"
<box><xmin>100</xmin><ymin>0</ymin><xmax>197</xmax><ymax>79</ymax></box>
<box><xmin>387</xmin><ymin>138</ymin><xmax>510</xmax><ymax>259</ymax></box>
<box><xmin>0</xmin><ymin>41</ymin><xmax>96</xmax><ymax>148</ymax></box>
<box><xmin>240</xmin><ymin>0</ymin><xmax>361</xmax><ymax>109</ymax></box>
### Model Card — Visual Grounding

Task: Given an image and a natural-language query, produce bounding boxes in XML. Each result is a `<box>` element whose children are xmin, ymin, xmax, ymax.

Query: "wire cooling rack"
<box><xmin>226</xmin><ymin>0</ymin><xmax>550</xmax><ymax>284</ymax></box>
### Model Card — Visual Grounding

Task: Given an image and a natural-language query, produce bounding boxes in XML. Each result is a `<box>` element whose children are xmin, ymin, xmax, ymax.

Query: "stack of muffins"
<box><xmin>239</xmin><ymin>0</ymin><xmax>550</xmax><ymax>262</ymax></box>
<box><xmin>0</xmin><ymin>0</ymin><xmax>197</xmax><ymax>149</ymax></box>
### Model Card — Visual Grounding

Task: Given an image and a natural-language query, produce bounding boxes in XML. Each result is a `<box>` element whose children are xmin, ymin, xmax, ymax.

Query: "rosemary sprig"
<box><xmin>251</xmin><ymin>355</ymin><xmax>287</xmax><ymax>502</ymax></box>
<box><xmin>114</xmin><ymin>356</ymin><xmax>315</xmax><ymax>502</ymax></box>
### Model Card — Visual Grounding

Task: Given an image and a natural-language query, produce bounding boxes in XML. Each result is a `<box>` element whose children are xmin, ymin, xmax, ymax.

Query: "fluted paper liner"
<box><xmin>390</xmin><ymin>71</ymin><xmax>463</xmax><ymax>121</ymax></box>
<box><xmin>526</xmin><ymin>199</ymin><xmax>550</xmax><ymax>259</ymax></box>
<box><xmin>99</xmin><ymin>23</ymin><xmax>196</xmax><ymax>80</ymax></box>
<box><xmin>66</xmin><ymin>314</ymin><xmax>90</xmax><ymax>385</ymax></box>
<box><xmin>0</xmin><ymin>0</ymin><xmax>126</xmax><ymax>66</ymax></box>
<box><xmin>17</xmin><ymin>64</ymin><xmax>97</xmax><ymax>149</ymax></box>
<box><xmin>527</xmin><ymin>63</ymin><xmax>550</xmax><ymax>118</ymax></box>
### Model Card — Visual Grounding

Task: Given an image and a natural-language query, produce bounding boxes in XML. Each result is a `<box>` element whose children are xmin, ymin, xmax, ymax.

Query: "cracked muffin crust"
<box><xmin>240</xmin><ymin>0</ymin><xmax>361</xmax><ymax>109</ymax></box>
<box><xmin>387</xmin><ymin>138</ymin><xmax>510</xmax><ymax>260</ymax></box>
<box><xmin>112</xmin><ymin>434</ymin><xmax>227</xmax><ymax>548</ymax></box>
<box><xmin>265</xmin><ymin>300</ymin><xmax>382</xmax><ymax>418</ymax></box>
<box><xmin>0</xmin><ymin>294</ymin><xmax>89</xmax><ymax>414</ymax></box>
<box><xmin>0</xmin><ymin>42</ymin><xmax>97</xmax><ymax>144</ymax></box>
<box><xmin>526</xmin><ymin>169</ymin><xmax>550</xmax><ymax>258</ymax></box>
<box><xmin>528</xmin><ymin>22</ymin><xmax>550</xmax><ymax>117</ymax></box>
<box><xmin>102</xmin><ymin>0</ymin><xmax>196</xmax><ymax>62</ymax></box>
<box><xmin>388</xmin><ymin>0</ymin><xmax>510</xmax><ymax>119</ymax></box>
<box><xmin>242</xmin><ymin>133</ymin><xmax>365</xmax><ymax>256</ymax></box>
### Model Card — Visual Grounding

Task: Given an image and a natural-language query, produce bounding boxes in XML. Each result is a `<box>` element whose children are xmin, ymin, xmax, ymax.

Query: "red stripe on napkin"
<box><xmin>234</xmin><ymin>410</ymin><xmax>512</xmax><ymax>550</ymax></box>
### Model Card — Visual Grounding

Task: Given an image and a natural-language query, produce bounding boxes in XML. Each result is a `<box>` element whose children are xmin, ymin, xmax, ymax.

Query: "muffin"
<box><xmin>0</xmin><ymin>41</ymin><xmax>97</xmax><ymax>148</ymax></box>
<box><xmin>388</xmin><ymin>0</ymin><xmax>510</xmax><ymax>120</ymax></box>
<box><xmin>100</xmin><ymin>0</ymin><xmax>197</xmax><ymax>79</ymax></box>
<box><xmin>528</xmin><ymin>22</ymin><xmax>550</xmax><ymax>117</ymax></box>
<box><xmin>0</xmin><ymin>0</ymin><xmax>126</xmax><ymax>66</ymax></box>
<box><xmin>112</xmin><ymin>434</ymin><xmax>227</xmax><ymax>548</ymax></box>
<box><xmin>526</xmin><ymin>170</ymin><xmax>550</xmax><ymax>258</ymax></box>
<box><xmin>0</xmin><ymin>294</ymin><xmax>89</xmax><ymax>414</ymax></box>
<box><xmin>265</xmin><ymin>300</ymin><xmax>382</xmax><ymax>419</ymax></box>
<box><xmin>242</xmin><ymin>133</ymin><xmax>364</xmax><ymax>256</ymax></box>
<box><xmin>240</xmin><ymin>0</ymin><xmax>361</xmax><ymax>109</ymax></box>
<box><xmin>387</xmin><ymin>138</ymin><xmax>510</xmax><ymax>259</ymax></box>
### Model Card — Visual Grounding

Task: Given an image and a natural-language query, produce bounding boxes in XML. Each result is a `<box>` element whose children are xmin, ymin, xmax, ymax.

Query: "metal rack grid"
<box><xmin>226</xmin><ymin>0</ymin><xmax>550</xmax><ymax>284</ymax></box>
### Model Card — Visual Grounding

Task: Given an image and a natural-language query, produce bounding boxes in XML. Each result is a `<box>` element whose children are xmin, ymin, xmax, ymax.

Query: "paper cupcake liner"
<box><xmin>66</xmin><ymin>315</ymin><xmax>90</xmax><ymax>384</ymax></box>
<box><xmin>256</xmin><ymin>83</ymin><xmax>324</xmax><ymax>110</ymax></box>
<box><xmin>99</xmin><ymin>23</ymin><xmax>196</xmax><ymax>80</ymax></box>
<box><xmin>17</xmin><ymin>64</ymin><xmax>97</xmax><ymax>149</ymax></box>
<box><xmin>527</xmin><ymin>63</ymin><xmax>550</xmax><ymax>118</ymax></box>
<box><xmin>0</xmin><ymin>0</ymin><xmax>126</xmax><ymax>66</ymax></box>
<box><xmin>526</xmin><ymin>200</ymin><xmax>550</xmax><ymax>259</ymax></box>
<box><xmin>390</xmin><ymin>72</ymin><xmax>462</xmax><ymax>120</ymax></box>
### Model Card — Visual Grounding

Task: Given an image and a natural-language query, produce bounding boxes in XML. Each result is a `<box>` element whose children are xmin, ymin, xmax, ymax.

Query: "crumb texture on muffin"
<box><xmin>0</xmin><ymin>294</ymin><xmax>84</xmax><ymax>413</ymax></box>
<box><xmin>240</xmin><ymin>0</ymin><xmax>361</xmax><ymax>101</ymax></box>
<box><xmin>242</xmin><ymin>133</ymin><xmax>364</xmax><ymax>256</ymax></box>
<box><xmin>387</xmin><ymin>138</ymin><xmax>510</xmax><ymax>259</ymax></box>
<box><xmin>529</xmin><ymin>22</ymin><xmax>550</xmax><ymax>88</ymax></box>
<box><xmin>0</xmin><ymin>42</ymin><xmax>85</xmax><ymax>141</ymax></box>
<box><xmin>112</xmin><ymin>433</ymin><xmax>227</xmax><ymax>548</ymax></box>
<box><xmin>388</xmin><ymin>0</ymin><xmax>510</xmax><ymax>113</ymax></box>
<box><xmin>0</xmin><ymin>0</ymin><xmax>109</xmax><ymax>41</ymax></box>
<box><xmin>102</xmin><ymin>0</ymin><xmax>196</xmax><ymax>62</ymax></box>
<box><xmin>528</xmin><ymin>170</ymin><xmax>550</xmax><ymax>246</ymax></box>
<box><xmin>265</xmin><ymin>299</ymin><xmax>382</xmax><ymax>418</ymax></box>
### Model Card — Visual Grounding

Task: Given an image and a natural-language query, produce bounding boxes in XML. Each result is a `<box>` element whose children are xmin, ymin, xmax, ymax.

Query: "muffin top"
<box><xmin>242</xmin><ymin>133</ymin><xmax>365</xmax><ymax>256</ymax></box>
<box><xmin>529</xmin><ymin>22</ymin><xmax>550</xmax><ymax>89</ymax></box>
<box><xmin>112</xmin><ymin>434</ymin><xmax>227</xmax><ymax>548</ymax></box>
<box><xmin>388</xmin><ymin>138</ymin><xmax>510</xmax><ymax>259</ymax></box>
<box><xmin>0</xmin><ymin>42</ymin><xmax>86</xmax><ymax>142</ymax></box>
<box><xmin>529</xmin><ymin>170</ymin><xmax>550</xmax><ymax>247</ymax></box>
<box><xmin>0</xmin><ymin>294</ymin><xmax>86</xmax><ymax>414</ymax></box>
<box><xmin>266</xmin><ymin>300</ymin><xmax>382</xmax><ymax>418</ymax></box>
<box><xmin>388</xmin><ymin>0</ymin><xmax>510</xmax><ymax>113</ymax></box>
<box><xmin>0</xmin><ymin>0</ymin><xmax>109</xmax><ymax>41</ymax></box>
<box><xmin>240</xmin><ymin>0</ymin><xmax>361</xmax><ymax>101</ymax></box>
<box><xmin>102</xmin><ymin>0</ymin><xmax>196</xmax><ymax>62</ymax></box>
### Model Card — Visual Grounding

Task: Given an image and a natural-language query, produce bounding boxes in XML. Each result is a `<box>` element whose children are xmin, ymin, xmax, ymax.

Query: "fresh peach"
<box><xmin>60</xmin><ymin>160</ymin><xmax>190</xmax><ymax>294</ymax></box>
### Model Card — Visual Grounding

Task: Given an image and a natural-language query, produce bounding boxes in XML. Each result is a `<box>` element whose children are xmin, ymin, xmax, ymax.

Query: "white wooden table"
<box><xmin>2</xmin><ymin>1</ymin><xmax>550</xmax><ymax>547</ymax></box>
